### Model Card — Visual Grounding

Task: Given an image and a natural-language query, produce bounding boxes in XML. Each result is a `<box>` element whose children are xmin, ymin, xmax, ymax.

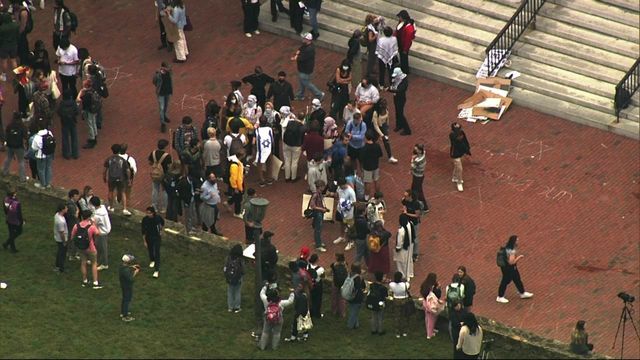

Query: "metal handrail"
<box><xmin>484</xmin><ymin>0</ymin><xmax>547</xmax><ymax>76</ymax></box>
<box><xmin>614</xmin><ymin>58</ymin><xmax>640</xmax><ymax>122</ymax></box>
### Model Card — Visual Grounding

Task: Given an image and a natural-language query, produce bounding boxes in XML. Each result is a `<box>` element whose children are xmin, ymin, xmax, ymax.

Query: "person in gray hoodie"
<box><xmin>90</xmin><ymin>196</ymin><xmax>112</xmax><ymax>271</ymax></box>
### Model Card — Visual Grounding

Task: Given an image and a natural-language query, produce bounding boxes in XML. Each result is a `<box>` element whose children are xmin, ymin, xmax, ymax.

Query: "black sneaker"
<box><xmin>81</xmin><ymin>281</ymin><xmax>89</xmax><ymax>288</ymax></box>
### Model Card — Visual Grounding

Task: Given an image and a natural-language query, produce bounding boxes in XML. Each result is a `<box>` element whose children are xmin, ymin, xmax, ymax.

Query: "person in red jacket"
<box><xmin>394</xmin><ymin>10</ymin><xmax>416</xmax><ymax>74</ymax></box>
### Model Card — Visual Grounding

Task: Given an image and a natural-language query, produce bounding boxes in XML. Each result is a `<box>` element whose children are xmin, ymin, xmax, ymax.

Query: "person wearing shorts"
<box><xmin>360</xmin><ymin>131</ymin><xmax>383</xmax><ymax>201</ymax></box>
<box><xmin>71</xmin><ymin>209</ymin><xmax>103</xmax><ymax>289</ymax></box>
<box><xmin>332</xmin><ymin>178</ymin><xmax>356</xmax><ymax>251</ymax></box>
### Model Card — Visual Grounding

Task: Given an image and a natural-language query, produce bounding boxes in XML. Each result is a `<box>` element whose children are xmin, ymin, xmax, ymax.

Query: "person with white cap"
<box><xmin>242</xmin><ymin>94</ymin><xmax>262</xmax><ymax>162</ymax></box>
<box><xmin>307</xmin><ymin>97</ymin><xmax>326</xmax><ymax>128</ymax></box>
<box><xmin>291</xmin><ymin>33</ymin><xmax>324</xmax><ymax>102</ymax></box>
<box><xmin>119</xmin><ymin>253</ymin><xmax>141</xmax><ymax>322</ymax></box>
<box><xmin>388</xmin><ymin>67</ymin><xmax>411</xmax><ymax>136</ymax></box>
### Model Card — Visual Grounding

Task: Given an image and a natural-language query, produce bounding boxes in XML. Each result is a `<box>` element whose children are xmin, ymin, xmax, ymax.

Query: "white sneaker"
<box><xmin>34</xmin><ymin>182</ymin><xmax>43</xmax><ymax>188</ymax></box>
<box><xmin>254</xmin><ymin>30</ymin><xmax>260</xmax><ymax>35</ymax></box>
<box><xmin>333</xmin><ymin>236</ymin><xmax>345</xmax><ymax>244</ymax></box>
<box><xmin>97</xmin><ymin>265</ymin><xmax>109</xmax><ymax>271</ymax></box>
<box><xmin>344</xmin><ymin>241</ymin><xmax>354</xmax><ymax>251</ymax></box>
<box><xmin>107</xmin><ymin>206</ymin><xmax>115</xmax><ymax>213</ymax></box>
<box><xmin>316</xmin><ymin>246</ymin><xmax>327</xmax><ymax>253</ymax></box>
<box><xmin>122</xmin><ymin>209</ymin><xmax>132</xmax><ymax>216</ymax></box>
<box><xmin>496</xmin><ymin>296</ymin><xmax>509</xmax><ymax>303</ymax></box>
<box><xmin>153</xmin><ymin>271</ymin><xmax>159</xmax><ymax>278</ymax></box>
<box><xmin>456</xmin><ymin>183</ymin><xmax>464</xmax><ymax>192</ymax></box>
<box><xmin>388</xmin><ymin>157</ymin><xmax>398</xmax><ymax>164</ymax></box>
<box><xmin>245</xmin><ymin>33</ymin><xmax>252</xmax><ymax>38</ymax></box>
<box><xmin>149</xmin><ymin>261</ymin><xmax>155</xmax><ymax>268</ymax></box>
<box><xmin>0</xmin><ymin>73</ymin><xmax>6</xmax><ymax>82</ymax></box>
<box><xmin>40</xmin><ymin>0</ymin><xmax>45</xmax><ymax>9</ymax></box>
<box><xmin>519</xmin><ymin>292</ymin><xmax>534</xmax><ymax>299</ymax></box>
<box><xmin>233</xmin><ymin>213</ymin><xmax>244</xmax><ymax>219</ymax></box>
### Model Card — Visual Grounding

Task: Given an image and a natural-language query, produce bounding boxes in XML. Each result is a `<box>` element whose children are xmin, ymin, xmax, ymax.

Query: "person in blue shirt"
<box><xmin>344</xmin><ymin>112</ymin><xmax>367</xmax><ymax>173</ymax></box>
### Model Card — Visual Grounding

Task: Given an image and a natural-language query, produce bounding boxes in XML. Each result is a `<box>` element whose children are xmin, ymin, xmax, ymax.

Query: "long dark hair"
<box><xmin>506</xmin><ymin>235</ymin><xmax>518</xmax><ymax>249</ymax></box>
<box><xmin>462</xmin><ymin>312</ymin><xmax>480</xmax><ymax>335</ymax></box>
<box><xmin>229</xmin><ymin>244</ymin><xmax>243</xmax><ymax>259</ymax></box>
<box><xmin>420</xmin><ymin>273</ymin><xmax>437</xmax><ymax>298</ymax></box>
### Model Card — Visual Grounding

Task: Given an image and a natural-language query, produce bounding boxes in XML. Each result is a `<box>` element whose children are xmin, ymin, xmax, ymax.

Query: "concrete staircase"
<box><xmin>259</xmin><ymin>0</ymin><xmax>640</xmax><ymax>139</ymax></box>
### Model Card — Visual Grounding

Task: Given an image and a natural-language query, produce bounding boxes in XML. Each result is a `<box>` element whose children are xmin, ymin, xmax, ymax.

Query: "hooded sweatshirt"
<box><xmin>411</xmin><ymin>153</ymin><xmax>426</xmax><ymax>177</ymax></box>
<box><xmin>92</xmin><ymin>205</ymin><xmax>112</xmax><ymax>235</ymax></box>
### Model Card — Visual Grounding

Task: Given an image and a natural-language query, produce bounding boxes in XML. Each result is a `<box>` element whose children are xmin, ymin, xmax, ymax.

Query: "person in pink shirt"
<box><xmin>71</xmin><ymin>209</ymin><xmax>102</xmax><ymax>289</ymax></box>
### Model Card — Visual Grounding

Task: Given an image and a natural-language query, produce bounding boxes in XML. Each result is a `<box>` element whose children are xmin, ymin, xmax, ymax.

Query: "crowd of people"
<box><xmin>1</xmin><ymin>1</ymin><xmax>598</xmax><ymax>359</ymax></box>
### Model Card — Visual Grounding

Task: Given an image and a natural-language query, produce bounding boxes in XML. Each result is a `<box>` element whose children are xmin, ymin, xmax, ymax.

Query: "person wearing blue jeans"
<box><xmin>153</xmin><ymin>62</ymin><xmax>173</xmax><ymax>133</ymax></box>
<box><xmin>292</xmin><ymin>33</ymin><xmax>324</xmax><ymax>101</ymax></box>
<box><xmin>307</xmin><ymin>0</ymin><xmax>322</xmax><ymax>38</ymax></box>
<box><xmin>36</xmin><ymin>156</ymin><xmax>53</xmax><ymax>188</ymax></box>
<box><xmin>31</xmin><ymin>127</ymin><xmax>54</xmax><ymax>188</ymax></box>
<box><xmin>309</xmin><ymin>180</ymin><xmax>328</xmax><ymax>252</ymax></box>
<box><xmin>347</xmin><ymin>263</ymin><xmax>366</xmax><ymax>329</ymax></box>
<box><xmin>225</xmin><ymin>244</ymin><xmax>244</xmax><ymax>312</ymax></box>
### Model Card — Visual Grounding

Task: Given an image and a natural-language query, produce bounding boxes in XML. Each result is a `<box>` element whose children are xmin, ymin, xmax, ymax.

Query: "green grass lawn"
<box><xmin>0</xmin><ymin>190</ymin><xmax>563</xmax><ymax>359</ymax></box>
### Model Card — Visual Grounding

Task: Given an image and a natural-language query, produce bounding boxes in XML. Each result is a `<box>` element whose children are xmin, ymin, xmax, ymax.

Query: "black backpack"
<box><xmin>107</xmin><ymin>155</ymin><xmax>129</xmax><ymax>183</ymax></box>
<box><xmin>308</xmin><ymin>264</ymin><xmax>319</xmax><ymax>287</ymax></box>
<box><xmin>73</xmin><ymin>223</ymin><xmax>91</xmax><ymax>250</ymax></box>
<box><xmin>5</xmin><ymin>126</ymin><xmax>24</xmax><ymax>148</ymax></box>
<box><xmin>496</xmin><ymin>247</ymin><xmax>508</xmax><ymax>268</ymax></box>
<box><xmin>228</xmin><ymin>134</ymin><xmax>244</xmax><ymax>156</ymax></box>
<box><xmin>41</xmin><ymin>132</ymin><xmax>56</xmax><ymax>155</ymax></box>
<box><xmin>66</xmin><ymin>8</ymin><xmax>79</xmax><ymax>32</ymax></box>
<box><xmin>224</xmin><ymin>257</ymin><xmax>243</xmax><ymax>285</ymax></box>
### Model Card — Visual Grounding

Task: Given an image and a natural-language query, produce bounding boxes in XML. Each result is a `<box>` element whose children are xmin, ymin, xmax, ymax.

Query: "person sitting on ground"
<box><xmin>570</xmin><ymin>320</ymin><xmax>594</xmax><ymax>355</ymax></box>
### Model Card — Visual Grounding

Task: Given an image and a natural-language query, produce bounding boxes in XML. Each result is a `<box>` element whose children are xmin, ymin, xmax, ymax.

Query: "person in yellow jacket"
<box><xmin>228</xmin><ymin>151</ymin><xmax>245</xmax><ymax>218</ymax></box>
<box><xmin>226</xmin><ymin>115</ymin><xmax>254</xmax><ymax>136</ymax></box>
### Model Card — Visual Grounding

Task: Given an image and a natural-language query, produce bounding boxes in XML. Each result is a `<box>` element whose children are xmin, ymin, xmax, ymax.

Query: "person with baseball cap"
<box><xmin>119</xmin><ymin>254</ymin><xmax>141</xmax><ymax>321</ymax></box>
<box><xmin>291</xmin><ymin>33</ymin><xmax>324</xmax><ymax>102</ymax></box>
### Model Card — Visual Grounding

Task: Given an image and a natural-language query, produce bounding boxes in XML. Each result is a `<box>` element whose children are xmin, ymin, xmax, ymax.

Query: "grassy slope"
<box><xmin>0</xmin><ymin>191</ymin><xmax>560</xmax><ymax>359</ymax></box>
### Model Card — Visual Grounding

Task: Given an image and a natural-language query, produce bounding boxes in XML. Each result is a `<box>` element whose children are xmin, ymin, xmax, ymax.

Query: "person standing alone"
<box><xmin>496</xmin><ymin>235</ymin><xmax>533</xmax><ymax>303</ymax></box>
<box><xmin>3</xmin><ymin>188</ymin><xmax>24</xmax><ymax>253</ymax></box>
<box><xmin>153</xmin><ymin>62</ymin><xmax>173</xmax><ymax>133</ymax></box>
<box><xmin>141</xmin><ymin>206</ymin><xmax>164</xmax><ymax>279</ymax></box>
<box><xmin>388</xmin><ymin>67</ymin><xmax>410</xmax><ymax>135</ymax></box>
<box><xmin>449</xmin><ymin>122</ymin><xmax>471</xmax><ymax>192</ymax></box>
<box><xmin>292</xmin><ymin>33</ymin><xmax>324</xmax><ymax>101</ymax></box>
<box><xmin>119</xmin><ymin>254</ymin><xmax>141</xmax><ymax>321</ymax></box>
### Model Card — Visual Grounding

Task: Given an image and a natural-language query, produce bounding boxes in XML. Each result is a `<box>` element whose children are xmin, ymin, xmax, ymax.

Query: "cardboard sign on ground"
<box><xmin>475</xmin><ymin>77</ymin><xmax>511</xmax><ymax>92</ymax></box>
<box><xmin>457</xmin><ymin>89</ymin><xmax>513</xmax><ymax>120</ymax></box>
<box><xmin>270</xmin><ymin>156</ymin><xmax>283</xmax><ymax>181</ymax></box>
<box><xmin>301</xmin><ymin>194</ymin><xmax>334</xmax><ymax>221</ymax></box>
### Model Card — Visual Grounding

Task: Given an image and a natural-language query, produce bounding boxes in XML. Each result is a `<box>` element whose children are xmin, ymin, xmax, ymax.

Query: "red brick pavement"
<box><xmin>1</xmin><ymin>2</ymin><xmax>639</xmax><ymax>357</ymax></box>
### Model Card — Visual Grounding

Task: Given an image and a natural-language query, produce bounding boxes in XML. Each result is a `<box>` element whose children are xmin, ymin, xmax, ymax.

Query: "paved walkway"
<box><xmin>1</xmin><ymin>2</ymin><xmax>638</xmax><ymax>357</ymax></box>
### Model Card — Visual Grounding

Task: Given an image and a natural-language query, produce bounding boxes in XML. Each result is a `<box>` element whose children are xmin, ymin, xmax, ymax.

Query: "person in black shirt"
<box><xmin>289</xmin><ymin>0</ymin><xmax>303</xmax><ymax>35</ymax></box>
<box><xmin>260</xmin><ymin>231</ymin><xmax>279</xmax><ymax>283</ymax></box>
<box><xmin>267</xmin><ymin>71</ymin><xmax>294</xmax><ymax>111</ymax></box>
<box><xmin>153</xmin><ymin>62</ymin><xmax>173</xmax><ymax>133</ymax></box>
<box><xmin>346</xmin><ymin>29</ymin><xmax>362</xmax><ymax>90</ymax></box>
<box><xmin>360</xmin><ymin>131</ymin><xmax>383</xmax><ymax>200</ymax></box>
<box><xmin>449</xmin><ymin>122</ymin><xmax>471</xmax><ymax>192</ymax></box>
<box><xmin>292</xmin><ymin>33</ymin><xmax>324</xmax><ymax>101</ymax></box>
<box><xmin>353</xmin><ymin>205</ymin><xmax>370</xmax><ymax>265</ymax></box>
<box><xmin>457</xmin><ymin>266</ymin><xmax>476</xmax><ymax>312</ymax></box>
<box><xmin>388</xmin><ymin>67</ymin><xmax>411</xmax><ymax>135</ymax></box>
<box><xmin>401</xmin><ymin>190</ymin><xmax>421</xmax><ymax>263</ymax></box>
<box><xmin>270</xmin><ymin>0</ymin><xmax>289</xmax><ymax>22</ymax></box>
<box><xmin>141</xmin><ymin>206</ymin><xmax>165</xmax><ymax>278</ymax></box>
<box><xmin>119</xmin><ymin>254</ymin><xmax>141</xmax><ymax>321</ymax></box>
<box><xmin>242</xmin><ymin>66</ymin><xmax>275</xmax><ymax>110</ymax></box>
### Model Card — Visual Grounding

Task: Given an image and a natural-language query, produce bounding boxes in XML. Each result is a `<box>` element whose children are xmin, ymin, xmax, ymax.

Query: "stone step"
<box><xmin>550</xmin><ymin>0</ymin><xmax>640</xmax><ymax>27</ymax></box>
<box><xmin>619</xmin><ymin>105</ymin><xmax>639</xmax><ymax>123</ymax></box>
<box><xmin>523</xmin><ymin>31</ymin><xmax>635</xmax><ymax>72</ymax></box>
<box><xmin>507</xmin><ymin>71</ymin><xmax>614</xmax><ymax>114</ymax></box>
<box><xmin>514</xmin><ymin>43</ymin><xmax>626</xmax><ymax>85</ymax></box>
<box><xmin>328</xmin><ymin>0</ymin><xmax>496</xmax><ymax>46</ymax></box>
<box><xmin>369</xmin><ymin>0</ymin><xmax>507</xmax><ymax>33</ymax></box>
<box><xmin>591</xmin><ymin>0</ymin><xmax>640</xmax><ymax>13</ymax></box>
<box><xmin>438</xmin><ymin>0</ymin><xmax>519</xmax><ymax>21</ymax></box>
<box><xmin>507</xmin><ymin>53</ymin><xmax>616</xmax><ymax>98</ymax></box>
<box><xmin>632</xmin><ymin>91</ymin><xmax>640</xmax><ymax>107</ymax></box>
<box><xmin>258</xmin><ymin>8</ymin><xmax>477</xmax><ymax>91</ymax></box>
<box><xmin>539</xmin><ymin>2</ymin><xmax>640</xmax><ymax>43</ymax></box>
<box><xmin>507</xmin><ymin>86</ymin><xmax>639</xmax><ymax>139</ymax></box>
<box><xmin>314</xmin><ymin>8</ymin><xmax>482</xmax><ymax>73</ymax></box>
<box><xmin>319</xmin><ymin>1</ymin><xmax>486</xmax><ymax>60</ymax></box>
<box><xmin>534</xmin><ymin>16</ymin><xmax>639</xmax><ymax>58</ymax></box>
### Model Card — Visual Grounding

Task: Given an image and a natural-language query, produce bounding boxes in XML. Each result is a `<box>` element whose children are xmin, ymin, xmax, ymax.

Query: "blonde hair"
<box><xmin>207</xmin><ymin>127</ymin><xmax>216</xmax><ymax>137</ymax></box>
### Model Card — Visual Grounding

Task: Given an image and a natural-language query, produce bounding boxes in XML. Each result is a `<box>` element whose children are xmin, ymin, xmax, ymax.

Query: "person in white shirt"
<box><xmin>90</xmin><ymin>196</ymin><xmax>112</xmax><ymax>271</ymax></box>
<box><xmin>53</xmin><ymin>203</ymin><xmax>68</xmax><ymax>273</ymax></box>
<box><xmin>375</xmin><ymin>26</ymin><xmax>399</xmax><ymax>89</ymax></box>
<box><xmin>354</xmin><ymin>78</ymin><xmax>380</xmax><ymax>120</ymax></box>
<box><xmin>118</xmin><ymin>143</ymin><xmax>136</xmax><ymax>216</ymax></box>
<box><xmin>31</xmin><ymin>124</ymin><xmax>54</xmax><ymax>188</ymax></box>
<box><xmin>332</xmin><ymin>178</ymin><xmax>356</xmax><ymax>251</ymax></box>
<box><xmin>456</xmin><ymin>312</ymin><xmax>483</xmax><ymax>358</ymax></box>
<box><xmin>55</xmin><ymin>37</ymin><xmax>79</xmax><ymax>97</ymax></box>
